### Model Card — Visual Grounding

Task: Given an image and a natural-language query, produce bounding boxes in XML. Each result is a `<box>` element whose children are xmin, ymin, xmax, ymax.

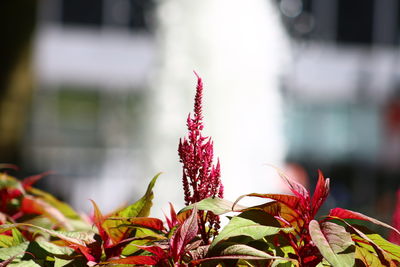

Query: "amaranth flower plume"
<box><xmin>178</xmin><ymin>72</ymin><xmax>224</xmax><ymax>243</ymax></box>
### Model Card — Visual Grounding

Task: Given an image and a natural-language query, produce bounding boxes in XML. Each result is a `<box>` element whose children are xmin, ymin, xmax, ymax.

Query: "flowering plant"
<box><xmin>0</xmin><ymin>74</ymin><xmax>399</xmax><ymax>266</ymax></box>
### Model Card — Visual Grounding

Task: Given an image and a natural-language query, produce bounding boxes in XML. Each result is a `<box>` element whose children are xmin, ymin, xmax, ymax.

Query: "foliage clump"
<box><xmin>0</xmin><ymin>74</ymin><xmax>399</xmax><ymax>266</ymax></box>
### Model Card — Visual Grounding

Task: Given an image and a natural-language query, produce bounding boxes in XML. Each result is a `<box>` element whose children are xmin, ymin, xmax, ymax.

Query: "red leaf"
<box><xmin>238</xmin><ymin>193</ymin><xmax>301</xmax><ymax>212</ymax></box>
<box><xmin>21</xmin><ymin>196</ymin><xmax>72</xmax><ymax>230</ymax></box>
<box><xmin>242</xmin><ymin>200</ymin><xmax>305</xmax><ymax>230</ymax></box>
<box><xmin>102</xmin><ymin>255</ymin><xmax>159</xmax><ymax>265</ymax></box>
<box><xmin>22</xmin><ymin>171</ymin><xmax>54</xmax><ymax>189</ymax></box>
<box><xmin>276</xmin><ymin>167</ymin><xmax>310</xmax><ymax>205</ymax></box>
<box><xmin>21</xmin><ymin>197</ymin><xmax>44</xmax><ymax>215</ymax></box>
<box><xmin>170</xmin><ymin>206</ymin><xmax>199</xmax><ymax>262</ymax></box>
<box><xmin>69</xmin><ymin>243</ymin><xmax>97</xmax><ymax>262</ymax></box>
<box><xmin>90</xmin><ymin>200</ymin><xmax>111</xmax><ymax>248</ymax></box>
<box><xmin>330</xmin><ymin>207</ymin><xmax>400</xmax><ymax>238</ymax></box>
<box><xmin>165</xmin><ymin>202</ymin><xmax>179</xmax><ymax>229</ymax></box>
<box><xmin>135</xmin><ymin>245</ymin><xmax>167</xmax><ymax>259</ymax></box>
<box><xmin>107</xmin><ymin>216</ymin><xmax>164</xmax><ymax>231</ymax></box>
<box><xmin>310</xmin><ymin>170</ymin><xmax>330</xmax><ymax>217</ymax></box>
<box><xmin>389</xmin><ymin>189</ymin><xmax>400</xmax><ymax>245</ymax></box>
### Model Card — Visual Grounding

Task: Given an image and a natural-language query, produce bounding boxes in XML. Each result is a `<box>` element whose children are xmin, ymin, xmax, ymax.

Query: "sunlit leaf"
<box><xmin>341</xmin><ymin>220</ymin><xmax>398</xmax><ymax>266</ymax></box>
<box><xmin>0</xmin><ymin>234</ymin><xmax>14</xmax><ymax>248</ymax></box>
<box><xmin>309</xmin><ymin>220</ymin><xmax>355</xmax><ymax>267</ymax></box>
<box><xmin>107</xmin><ymin>216</ymin><xmax>164</xmax><ymax>231</ymax></box>
<box><xmin>0</xmin><ymin>242</ymin><xmax>28</xmax><ymax>261</ymax></box>
<box><xmin>192</xmin><ymin>244</ymin><xmax>295</xmax><ymax>265</ymax></box>
<box><xmin>119</xmin><ymin>173</ymin><xmax>161</xmax><ymax>218</ymax></box>
<box><xmin>220</xmin><ymin>244</ymin><xmax>288</xmax><ymax>259</ymax></box>
<box><xmin>11</xmin><ymin>228</ymin><xmax>25</xmax><ymax>245</ymax></box>
<box><xmin>329</xmin><ymin>208</ymin><xmax>400</xmax><ymax>238</ymax></box>
<box><xmin>54</xmin><ymin>257</ymin><xmax>74</xmax><ymax>267</ymax></box>
<box><xmin>351</xmin><ymin>226</ymin><xmax>400</xmax><ymax>262</ymax></box>
<box><xmin>6</xmin><ymin>259</ymin><xmax>41</xmax><ymax>266</ymax></box>
<box><xmin>181</xmin><ymin>197</ymin><xmax>247</xmax><ymax>215</ymax></box>
<box><xmin>0</xmin><ymin>223</ymin><xmax>97</xmax><ymax>262</ymax></box>
<box><xmin>35</xmin><ymin>240</ymin><xmax>74</xmax><ymax>256</ymax></box>
<box><xmin>355</xmin><ymin>244</ymin><xmax>382</xmax><ymax>266</ymax></box>
<box><xmin>240</xmin><ymin>201</ymin><xmax>304</xmax><ymax>230</ymax></box>
<box><xmin>210</xmin><ymin>210</ymin><xmax>291</xmax><ymax>250</ymax></box>
<box><xmin>235</xmin><ymin>193</ymin><xmax>302</xmax><ymax>215</ymax></box>
<box><xmin>104</xmin><ymin>173</ymin><xmax>161</xmax><ymax>244</ymax></box>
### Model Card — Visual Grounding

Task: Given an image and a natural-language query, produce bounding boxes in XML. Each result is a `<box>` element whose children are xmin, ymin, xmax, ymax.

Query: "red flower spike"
<box><xmin>178</xmin><ymin>72</ymin><xmax>224</xmax><ymax>243</ymax></box>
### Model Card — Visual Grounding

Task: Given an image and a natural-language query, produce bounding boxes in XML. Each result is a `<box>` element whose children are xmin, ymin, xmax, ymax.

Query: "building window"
<box><xmin>61</xmin><ymin>0</ymin><xmax>103</xmax><ymax>26</ymax></box>
<box><xmin>336</xmin><ymin>0</ymin><xmax>374</xmax><ymax>44</ymax></box>
<box><xmin>41</xmin><ymin>0</ymin><xmax>154</xmax><ymax>31</ymax></box>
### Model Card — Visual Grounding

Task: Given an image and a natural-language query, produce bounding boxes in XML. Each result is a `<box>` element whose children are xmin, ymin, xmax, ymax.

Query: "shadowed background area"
<box><xmin>0</xmin><ymin>0</ymin><xmax>399</xmax><ymax>226</ymax></box>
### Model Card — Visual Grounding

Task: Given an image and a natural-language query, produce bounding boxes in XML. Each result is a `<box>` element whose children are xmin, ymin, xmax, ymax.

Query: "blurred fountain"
<box><xmin>145</xmin><ymin>0</ymin><xmax>289</xmax><ymax>215</ymax></box>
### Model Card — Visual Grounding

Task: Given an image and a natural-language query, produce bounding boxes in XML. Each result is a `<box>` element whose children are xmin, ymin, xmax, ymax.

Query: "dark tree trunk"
<box><xmin>0</xmin><ymin>0</ymin><xmax>38</xmax><ymax>164</ymax></box>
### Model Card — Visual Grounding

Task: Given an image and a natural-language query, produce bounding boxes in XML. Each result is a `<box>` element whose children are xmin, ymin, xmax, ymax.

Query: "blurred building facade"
<box><xmin>28</xmin><ymin>0</ymin><xmax>155</xmax><ymax>211</ymax></box>
<box><xmin>278</xmin><ymin>0</ymin><xmax>400</xmax><ymax>220</ymax></box>
<box><xmin>24</xmin><ymin>0</ymin><xmax>399</xmax><ymax>219</ymax></box>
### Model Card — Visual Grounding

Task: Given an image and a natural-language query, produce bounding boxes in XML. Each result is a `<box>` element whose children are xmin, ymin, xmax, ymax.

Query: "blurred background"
<box><xmin>0</xmin><ymin>0</ymin><xmax>399</xmax><ymax>225</ymax></box>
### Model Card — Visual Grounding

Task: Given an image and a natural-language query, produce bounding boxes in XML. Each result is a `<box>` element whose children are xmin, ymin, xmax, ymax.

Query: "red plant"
<box><xmin>178</xmin><ymin>72</ymin><xmax>223</xmax><ymax>244</ymax></box>
<box><xmin>232</xmin><ymin>170</ymin><xmax>400</xmax><ymax>266</ymax></box>
<box><xmin>389</xmin><ymin>189</ymin><xmax>400</xmax><ymax>245</ymax></box>
<box><xmin>105</xmin><ymin>206</ymin><xmax>202</xmax><ymax>266</ymax></box>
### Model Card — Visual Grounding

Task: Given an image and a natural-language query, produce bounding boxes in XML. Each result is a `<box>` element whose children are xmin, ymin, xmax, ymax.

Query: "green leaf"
<box><xmin>0</xmin><ymin>234</ymin><xmax>14</xmax><ymax>248</ymax></box>
<box><xmin>351</xmin><ymin>227</ymin><xmax>400</xmax><ymax>263</ymax></box>
<box><xmin>103</xmin><ymin>173</ymin><xmax>161</xmax><ymax>244</ymax></box>
<box><xmin>0</xmin><ymin>242</ymin><xmax>29</xmax><ymax>260</ymax></box>
<box><xmin>220</xmin><ymin>244</ymin><xmax>286</xmax><ymax>259</ymax></box>
<box><xmin>210</xmin><ymin>210</ymin><xmax>291</xmax><ymax>250</ymax></box>
<box><xmin>11</xmin><ymin>228</ymin><xmax>25</xmax><ymax>245</ymax></box>
<box><xmin>180</xmin><ymin>197</ymin><xmax>247</xmax><ymax>215</ymax></box>
<box><xmin>0</xmin><ymin>173</ymin><xmax>21</xmax><ymax>191</ymax></box>
<box><xmin>7</xmin><ymin>260</ymin><xmax>41</xmax><ymax>267</ymax></box>
<box><xmin>121</xmin><ymin>228</ymin><xmax>165</xmax><ymax>256</ymax></box>
<box><xmin>35</xmin><ymin>240</ymin><xmax>74</xmax><ymax>256</ymax></box>
<box><xmin>354</xmin><ymin>244</ymin><xmax>382</xmax><ymax>266</ymax></box>
<box><xmin>0</xmin><ymin>223</ymin><xmax>96</xmax><ymax>246</ymax></box>
<box><xmin>192</xmin><ymin>244</ymin><xmax>295</xmax><ymax>265</ymax></box>
<box><xmin>238</xmin><ymin>201</ymin><xmax>304</xmax><ymax>231</ymax></box>
<box><xmin>106</xmin><ymin>217</ymin><xmax>164</xmax><ymax>231</ymax></box>
<box><xmin>366</xmin><ymin>233</ymin><xmax>400</xmax><ymax>261</ymax></box>
<box><xmin>54</xmin><ymin>257</ymin><xmax>74</xmax><ymax>267</ymax></box>
<box><xmin>119</xmin><ymin>173</ymin><xmax>161</xmax><ymax>218</ymax></box>
<box><xmin>309</xmin><ymin>220</ymin><xmax>355</xmax><ymax>267</ymax></box>
<box><xmin>0</xmin><ymin>223</ymin><xmax>97</xmax><ymax>262</ymax></box>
